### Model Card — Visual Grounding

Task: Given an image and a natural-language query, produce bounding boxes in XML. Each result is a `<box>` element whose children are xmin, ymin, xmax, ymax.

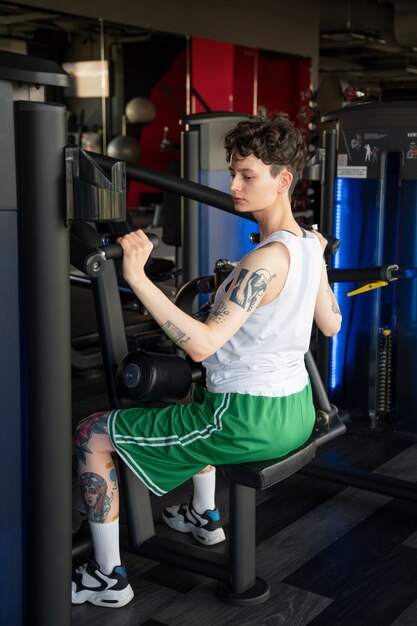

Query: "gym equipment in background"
<box><xmin>320</xmin><ymin>101</ymin><xmax>417</xmax><ymax>434</ymax></box>
<box><xmin>125</xmin><ymin>95</ymin><xmax>157</xmax><ymax>124</ymax></box>
<box><xmin>181</xmin><ymin>112</ymin><xmax>255</xmax><ymax>283</ymax></box>
<box><xmin>107</xmin><ymin>96</ymin><xmax>156</xmax><ymax>162</ymax></box>
<box><xmin>107</xmin><ymin>114</ymin><xmax>142</xmax><ymax>162</ymax></box>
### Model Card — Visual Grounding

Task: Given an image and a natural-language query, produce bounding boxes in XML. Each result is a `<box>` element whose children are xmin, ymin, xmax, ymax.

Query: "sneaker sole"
<box><xmin>162</xmin><ymin>512</ymin><xmax>226</xmax><ymax>546</ymax></box>
<box><xmin>72</xmin><ymin>585</ymin><xmax>134</xmax><ymax>608</ymax></box>
<box><xmin>192</xmin><ymin>525</ymin><xmax>226</xmax><ymax>546</ymax></box>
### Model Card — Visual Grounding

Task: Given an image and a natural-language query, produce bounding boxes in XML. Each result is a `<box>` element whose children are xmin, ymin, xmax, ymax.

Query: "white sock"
<box><xmin>192</xmin><ymin>468</ymin><xmax>216</xmax><ymax>514</ymax></box>
<box><xmin>89</xmin><ymin>519</ymin><xmax>121</xmax><ymax>575</ymax></box>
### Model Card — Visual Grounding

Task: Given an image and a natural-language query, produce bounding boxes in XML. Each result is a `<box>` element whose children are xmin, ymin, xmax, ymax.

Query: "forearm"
<box><xmin>314</xmin><ymin>263</ymin><xmax>342</xmax><ymax>336</ymax></box>
<box><xmin>118</xmin><ymin>229</ymin><xmax>279</xmax><ymax>360</ymax></box>
<box><xmin>128</xmin><ymin>272</ymin><xmax>216</xmax><ymax>361</ymax></box>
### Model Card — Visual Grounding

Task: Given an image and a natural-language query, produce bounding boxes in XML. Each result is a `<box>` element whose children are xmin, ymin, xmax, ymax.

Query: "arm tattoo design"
<box><xmin>332</xmin><ymin>300</ymin><xmax>341</xmax><ymax>315</ymax></box>
<box><xmin>207</xmin><ymin>301</ymin><xmax>230</xmax><ymax>324</ymax></box>
<box><xmin>75</xmin><ymin>412</ymin><xmax>109</xmax><ymax>465</ymax></box>
<box><xmin>327</xmin><ymin>284</ymin><xmax>341</xmax><ymax>315</ymax></box>
<box><xmin>230</xmin><ymin>267</ymin><xmax>276</xmax><ymax>312</ymax></box>
<box><xmin>162</xmin><ymin>320</ymin><xmax>191</xmax><ymax>345</ymax></box>
<box><xmin>80</xmin><ymin>472</ymin><xmax>114</xmax><ymax>523</ymax></box>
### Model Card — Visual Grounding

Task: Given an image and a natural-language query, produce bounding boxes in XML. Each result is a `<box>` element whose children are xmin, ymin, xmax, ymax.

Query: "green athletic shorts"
<box><xmin>108</xmin><ymin>382</ymin><xmax>315</xmax><ymax>496</ymax></box>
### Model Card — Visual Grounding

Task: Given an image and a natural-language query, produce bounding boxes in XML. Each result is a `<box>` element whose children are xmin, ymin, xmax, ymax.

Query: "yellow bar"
<box><xmin>347</xmin><ymin>281</ymin><xmax>388</xmax><ymax>297</ymax></box>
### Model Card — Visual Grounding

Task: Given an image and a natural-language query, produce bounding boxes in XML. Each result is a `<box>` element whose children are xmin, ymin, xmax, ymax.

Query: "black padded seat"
<box><xmin>223</xmin><ymin>439</ymin><xmax>317</xmax><ymax>490</ymax></box>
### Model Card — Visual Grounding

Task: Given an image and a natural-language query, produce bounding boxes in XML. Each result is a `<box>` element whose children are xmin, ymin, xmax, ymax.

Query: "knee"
<box><xmin>74</xmin><ymin>411</ymin><xmax>110</xmax><ymax>461</ymax></box>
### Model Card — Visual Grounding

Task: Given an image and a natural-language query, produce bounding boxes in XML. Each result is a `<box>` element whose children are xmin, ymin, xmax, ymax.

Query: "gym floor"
<box><xmin>71</xmin><ymin>367</ymin><xmax>417</xmax><ymax>626</ymax></box>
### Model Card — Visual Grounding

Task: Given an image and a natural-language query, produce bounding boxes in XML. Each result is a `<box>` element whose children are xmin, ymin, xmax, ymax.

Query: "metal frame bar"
<box><xmin>16</xmin><ymin>101</ymin><xmax>71</xmax><ymax>626</ymax></box>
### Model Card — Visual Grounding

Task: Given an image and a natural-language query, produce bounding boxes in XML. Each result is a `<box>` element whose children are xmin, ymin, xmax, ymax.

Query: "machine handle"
<box><xmin>302</xmin><ymin>224</ymin><xmax>341</xmax><ymax>256</ymax></box>
<box><xmin>100</xmin><ymin>232</ymin><xmax>160</xmax><ymax>260</ymax></box>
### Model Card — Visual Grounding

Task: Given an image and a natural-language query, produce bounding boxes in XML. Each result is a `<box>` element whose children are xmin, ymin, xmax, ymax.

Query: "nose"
<box><xmin>230</xmin><ymin>176</ymin><xmax>240</xmax><ymax>192</ymax></box>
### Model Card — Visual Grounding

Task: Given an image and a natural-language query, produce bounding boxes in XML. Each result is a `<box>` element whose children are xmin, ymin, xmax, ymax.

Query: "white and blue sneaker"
<box><xmin>162</xmin><ymin>499</ymin><xmax>226</xmax><ymax>546</ymax></box>
<box><xmin>72</xmin><ymin>560</ymin><xmax>134</xmax><ymax>608</ymax></box>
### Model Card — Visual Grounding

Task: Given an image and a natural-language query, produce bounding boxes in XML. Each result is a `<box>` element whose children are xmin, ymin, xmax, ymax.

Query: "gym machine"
<box><xmin>68</xmin><ymin>145</ymin><xmax>347</xmax><ymax>605</ymax></box>
<box><xmin>319</xmin><ymin>101</ymin><xmax>417</xmax><ymax>435</ymax></box>
<box><xmin>0</xmin><ymin>51</ymin><xmax>71</xmax><ymax>626</ymax></box>
<box><xmin>181</xmin><ymin>112</ymin><xmax>254</xmax><ymax>282</ymax></box>
<box><xmin>295</xmin><ymin>102</ymin><xmax>417</xmax><ymax>504</ymax></box>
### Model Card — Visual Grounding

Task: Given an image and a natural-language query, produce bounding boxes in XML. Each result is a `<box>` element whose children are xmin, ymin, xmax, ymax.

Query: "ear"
<box><xmin>278</xmin><ymin>169</ymin><xmax>293</xmax><ymax>195</ymax></box>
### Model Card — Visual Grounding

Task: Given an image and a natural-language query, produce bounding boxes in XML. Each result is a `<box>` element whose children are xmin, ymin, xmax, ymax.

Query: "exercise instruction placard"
<box><xmin>337</xmin><ymin>165</ymin><xmax>367</xmax><ymax>178</ymax></box>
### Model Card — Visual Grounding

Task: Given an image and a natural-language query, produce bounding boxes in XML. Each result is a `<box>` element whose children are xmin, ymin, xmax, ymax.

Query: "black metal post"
<box><xmin>229</xmin><ymin>483</ymin><xmax>256</xmax><ymax>592</ymax></box>
<box><xmin>181</xmin><ymin>127</ymin><xmax>201</xmax><ymax>284</ymax></box>
<box><xmin>320</xmin><ymin>128</ymin><xmax>337</xmax><ymax>237</ymax></box>
<box><xmin>15</xmin><ymin>101</ymin><xmax>71</xmax><ymax>626</ymax></box>
<box><xmin>216</xmin><ymin>482</ymin><xmax>270</xmax><ymax>605</ymax></box>
<box><xmin>317</xmin><ymin>128</ymin><xmax>337</xmax><ymax>392</ymax></box>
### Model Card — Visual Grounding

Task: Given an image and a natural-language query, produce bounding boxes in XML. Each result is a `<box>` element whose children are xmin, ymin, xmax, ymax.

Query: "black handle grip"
<box><xmin>301</xmin><ymin>225</ymin><xmax>340</xmax><ymax>256</ymax></box>
<box><xmin>101</xmin><ymin>243</ymin><xmax>123</xmax><ymax>259</ymax></box>
<box><xmin>100</xmin><ymin>232</ymin><xmax>160</xmax><ymax>259</ymax></box>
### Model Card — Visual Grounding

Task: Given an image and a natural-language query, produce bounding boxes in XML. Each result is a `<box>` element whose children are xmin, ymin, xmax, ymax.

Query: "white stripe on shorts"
<box><xmin>112</xmin><ymin>393</ymin><xmax>230</xmax><ymax>448</ymax></box>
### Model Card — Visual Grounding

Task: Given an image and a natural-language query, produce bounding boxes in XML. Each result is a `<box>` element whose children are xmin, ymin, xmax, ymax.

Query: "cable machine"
<box><xmin>320</xmin><ymin>101</ymin><xmax>417</xmax><ymax>435</ymax></box>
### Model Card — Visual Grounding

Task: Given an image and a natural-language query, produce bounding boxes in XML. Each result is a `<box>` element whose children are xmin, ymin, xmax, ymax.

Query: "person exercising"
<box><xmin>72</xmin><ymin>113</ymin><xmax>342</xmax><ymax>608</ymax></box>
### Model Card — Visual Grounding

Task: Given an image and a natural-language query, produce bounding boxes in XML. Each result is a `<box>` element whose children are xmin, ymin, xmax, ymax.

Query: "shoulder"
<box><xmin>244</xmin><ymin>240</ymin><xmax>290</xmax><ymax>271</ymax></box>
<box><xmin>234</xmin><ymin>243</ymin><xmax>289</xmax><ymax>298</ymax></box>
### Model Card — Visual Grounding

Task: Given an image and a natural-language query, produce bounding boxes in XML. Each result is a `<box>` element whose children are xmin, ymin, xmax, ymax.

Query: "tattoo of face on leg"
<box><xmin>80</xmin><ymin>472</ymin><xmax>114</xmax><ymax>523</ymax></box>
<box><xmin>75</xmin><ymin>412</ymin><xmax>109</xmax><ymax>465</ymax></box>
<box><xmin>161</xmin><ymin>320</ymin><xmax>191</xmax><ymax>346</ymax></box>
<box><xmin>207</xmin><ymin>301</ymin><xmax>230</xmax><ymax>324</ymax></box>
<box><xmin>230</xmin><ymin>268</ymin><xmax>276</xmax><ymax>311</ymax></box>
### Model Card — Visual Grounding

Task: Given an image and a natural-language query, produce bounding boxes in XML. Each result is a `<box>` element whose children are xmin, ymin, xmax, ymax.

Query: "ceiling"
<box><xmin>319</xmin><ymin>0</ymin><xmax>417</xmax><ymax>98</ymax></box>
<box><xmin>1</xmin><ymin>1</ymin><xmax>417</xmax><ymax>99</ymax></box>
<box><xmin>0</xmin><ymin>3</ymin><xmax>153</xmax><ymax>50</ymax></box>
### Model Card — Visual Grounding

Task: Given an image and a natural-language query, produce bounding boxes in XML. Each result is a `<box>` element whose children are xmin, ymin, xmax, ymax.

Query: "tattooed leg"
<box><xmin>74</xmin><ymin>412</ymin><xmax>119</xmax><ymax>524</ymax></box>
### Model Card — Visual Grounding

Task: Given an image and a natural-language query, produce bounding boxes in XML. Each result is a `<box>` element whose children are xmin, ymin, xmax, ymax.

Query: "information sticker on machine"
<box><xmin>337</xmin><ymin>155</ymin><xmax>367</xmax><ymax>178</ymax></box>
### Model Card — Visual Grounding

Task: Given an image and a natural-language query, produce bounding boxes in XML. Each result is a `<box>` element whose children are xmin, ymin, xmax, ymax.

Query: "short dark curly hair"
<box><xmin>224</xmin><ymin>113</ymin><xmax>306</xmax><ymax>197</ymax></box>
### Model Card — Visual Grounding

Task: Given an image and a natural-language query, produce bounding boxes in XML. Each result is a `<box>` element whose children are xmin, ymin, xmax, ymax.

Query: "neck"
<box><xmin>255</xmin><ymin>201</ymin><xmax>303</xmax><ymax>240</ymax></box>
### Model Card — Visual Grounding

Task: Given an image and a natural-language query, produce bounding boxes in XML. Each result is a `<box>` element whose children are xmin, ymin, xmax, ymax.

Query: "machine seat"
<box><xmin>223</xmin><ymin>440</ymin><xmax>316</xmax><ymax>490</ymax></box>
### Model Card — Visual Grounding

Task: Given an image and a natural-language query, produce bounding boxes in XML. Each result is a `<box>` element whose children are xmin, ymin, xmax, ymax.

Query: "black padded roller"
<box><xmin>116</xmin><ymin>350</ymin><xmax>193</xmax><ymax>401</ymax></box>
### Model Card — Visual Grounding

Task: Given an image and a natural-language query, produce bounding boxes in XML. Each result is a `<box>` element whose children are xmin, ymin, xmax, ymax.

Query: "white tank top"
<box><xmin>203</xmin><ymin>229</ymin><xmax>323</xmax><ymax>396</ymax></box>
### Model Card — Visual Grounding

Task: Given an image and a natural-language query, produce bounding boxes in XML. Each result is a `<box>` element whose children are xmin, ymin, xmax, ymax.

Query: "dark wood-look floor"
<box><xmin>71</xmin><ymin>368</ymin><xmax>417</xmax><ymax>626</ymax></box>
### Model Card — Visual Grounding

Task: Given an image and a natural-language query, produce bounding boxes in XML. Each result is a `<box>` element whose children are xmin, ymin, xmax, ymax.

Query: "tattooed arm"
<box><xmin>118</xmin><ymin>230</ymin><xmax>287</xmax><ymax>362</ymax></box>
<box><xmin>314</xmin><ymin>262</ymin><xmax>342</xmax><ymax>336</ymax></box>
<box><xmin>309</xmin><ymin>228</ymin><xmax>341</xmax><ymax>337</ymax></box>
